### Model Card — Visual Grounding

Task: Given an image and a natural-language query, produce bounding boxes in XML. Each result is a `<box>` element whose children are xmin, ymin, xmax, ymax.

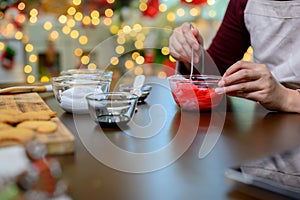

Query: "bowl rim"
<box><xmin>168</xmin><ymin>74</ymin><xmax>221</xmax><ymax>87</ymax></box>
<box><xmin>118</xmin><ymin>83</ymin><xmax>152</xmax><ymax>92</ymax></box>
<box><xmin>60</xmin><ymin>68</ymin><xmax>113</xmax><ymax>75</ymax></box>
<box><xmin>85</xmin><ymin>92</ymin><xmax>139</xmax><ymax>101</ymax></box>
<box><xmin>167</xmin><ymin>74</ymin><xmax>221</xmax><ymax>81</ymax></box>
<box><xmin>51</xmin><ymin>75</ymin><xmax>112</xmax><ymax>86</ymax></box>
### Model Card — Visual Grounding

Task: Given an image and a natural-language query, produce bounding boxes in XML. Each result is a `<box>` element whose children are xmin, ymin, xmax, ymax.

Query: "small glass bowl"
<box><xmin>52</xmin><ymin>75</ymin><xmax>111</xmax><ymax>114</ymax></box>
<box><xmin>118</xmin><ymin>84</ymin><xmax>152</xmax><ymax>103</ymax></box>
<box><xmin>86</xmin><ymin>92</ymin><xmax>138</xmax><ymax>128</ymax></box>
<box><xmin>60</xmin><ymin>68</ymin><xmax>113</xmax><ymax>81</ymax></box>
<box><xmin>168</xmin><ymin>74</ymin><xmax>223</xmax><ymax>111</ymax></box>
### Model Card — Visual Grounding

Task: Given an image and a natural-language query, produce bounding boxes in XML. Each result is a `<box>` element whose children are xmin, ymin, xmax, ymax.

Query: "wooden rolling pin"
<box><xmin>0</xmin><ymin>85</ymin><xmax>52</xmax><ymax>94</ymax></box>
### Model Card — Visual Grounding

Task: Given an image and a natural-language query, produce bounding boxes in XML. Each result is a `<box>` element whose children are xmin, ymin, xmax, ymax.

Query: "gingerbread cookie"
<box><xmin>46</xmin><ymin>110</ymin><xmax>57</xmax><ymax>117</ymax></box>
<box><xmin>17</xmin><ymin>120</ymin><xmax>57</xmax><ymax>134</ymax></box>
<box><xmin>0</xmin><ymin>113</ymin><xmax>20</xmax><ymax>124</ymax></box>
<box><xmin>19</xmin><ymin>111</ymin><xmax>52</xmax><ymax>122</ymax></box>
<box><xmin>0</xmin><ymin>122</ymin><xmax>13</xmax><ymax>130</ymax></box>
<box><xmin>0</xmin><ymin>109</ymin><xmax>22</xmax><ymax>114</ymax></box>
<box><xmin>0</xmin><ymin>128</ymin><xmax>35</xmax><ymax>145</ymax></box>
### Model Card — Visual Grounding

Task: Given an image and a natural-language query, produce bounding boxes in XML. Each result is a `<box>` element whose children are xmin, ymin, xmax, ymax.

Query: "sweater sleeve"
<box><xmin>207</xmin><ymin>0</ymin><xmax>250</xmax><ymax>75</ymax></box>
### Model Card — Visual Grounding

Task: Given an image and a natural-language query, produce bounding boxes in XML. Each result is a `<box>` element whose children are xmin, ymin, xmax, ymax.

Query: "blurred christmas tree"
<box><xmin>0</xmin><ymin>0</ymin><xmax>229</xmax><ymax>82</ymax></box>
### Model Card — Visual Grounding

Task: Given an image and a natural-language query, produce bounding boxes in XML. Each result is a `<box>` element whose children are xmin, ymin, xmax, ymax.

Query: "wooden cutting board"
<box><xmin>0</xmin><ymin>93</ymin><xmax>75</xmax><ymax>155</ymax></box>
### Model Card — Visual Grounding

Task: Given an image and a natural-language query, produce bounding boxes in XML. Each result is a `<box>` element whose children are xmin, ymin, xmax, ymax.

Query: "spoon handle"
<box><xmin>190</xmin><ymin>23</ymin><xmax>194</xmax><ymax>80</ymax></box>
<box><xmin>0</xmin><ymin>85</ymin><xmax>52</xmax><ymax>94</ymax></box>
<box><xmin>130</xmin><ymin>75</ymin><xmax>145</xmax><ymax>97</ymax></box>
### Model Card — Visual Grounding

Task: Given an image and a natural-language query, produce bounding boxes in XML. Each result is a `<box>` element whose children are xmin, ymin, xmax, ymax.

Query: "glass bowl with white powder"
<box><xmin>51</xmin><ymin>75</ymin><xmax>111</xmax><ymax>114</ymax></box>
<box><xmin>60</xmin><ymin>68</ymin><xmax>113</xmax><ymax>81</ymax></box>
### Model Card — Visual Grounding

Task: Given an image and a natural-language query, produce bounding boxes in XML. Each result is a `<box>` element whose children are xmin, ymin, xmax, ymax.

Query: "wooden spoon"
<box><xmin>0</xmin><ymin>85</ymin><xmax>52</xmax><ymax>94</ymax></box>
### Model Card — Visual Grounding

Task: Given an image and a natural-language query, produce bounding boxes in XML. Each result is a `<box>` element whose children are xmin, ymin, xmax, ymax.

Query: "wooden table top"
<box><xmin>43</xmin><ymin>76</ymin><xmax>300</xmax><ymax>200</ymax></box>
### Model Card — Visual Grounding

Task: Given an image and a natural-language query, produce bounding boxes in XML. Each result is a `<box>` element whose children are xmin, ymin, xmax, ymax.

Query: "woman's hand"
<box><xmin>169</xmin><ymin>22</ymin><xmax>203</xmax><ymax>65</ymax></box>
<box><xmin>215</xmin><ymin>61</ymin><xmax>300</xmax><ymax>112</ymax></box>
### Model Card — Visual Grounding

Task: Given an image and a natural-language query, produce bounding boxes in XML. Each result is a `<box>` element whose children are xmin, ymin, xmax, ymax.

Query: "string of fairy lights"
<box><xmin>0</xmin><ymin>0</ymin><xmax>236</xmax><ymax>83</ymax></box>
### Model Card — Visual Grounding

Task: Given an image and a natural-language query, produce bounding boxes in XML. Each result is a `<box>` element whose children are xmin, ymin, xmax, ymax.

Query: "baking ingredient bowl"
<box><xmin>60</xmin><ymin>68</ymin><xmax>113</xmax><ymax>81</ymax></box>
<box><xmin>51</xmin><ymin>75</ymin><xmax>111</xmax><ymax>114</ymax></box>
<box><xmin>86</xmin><ymin>92</ymin><xmax>138</xmax><ymax>128</ymax></box>
<box><xmin>168</xmin><ymin>74</ymin><xmax>223</xmax><ymax>111</ymax></box>
<box><xmin>118</xmin><ymin>84</ymin><xmax>152</xmax><ymax>103</ymax></box>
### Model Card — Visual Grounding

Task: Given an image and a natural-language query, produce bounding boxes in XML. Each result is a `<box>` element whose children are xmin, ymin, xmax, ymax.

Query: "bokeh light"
<box><xmin>79</xmin><ymin>35</ymin><xmax>88</xmax><ymax>45</ymax></box>
<box><xmin>125</xmin><ymin>60</ymin><xmax>135</xmax><ymax>69</ymax></box>
<box><xmin>24</xmin><ymin>65</ymin><xmax>32</xmax><ymax>73</ymax></box>
<box><xmin>135</xmin><ymin>56</ymin><xmax>145</xmax><ymax>65</ymax></box>
<box><xmin>67</xmin><ymin>7</ymin><xmax>76</xmax><ymax>15</ymax></box>
<box><xmin>81</xmin><ymin>55</ymin><xmax>90</xmax><ymax>64</ymax></box>
<box><xmin>29</xmin><ymin>54</ymin><xmax>37</xmax><ymax>63</ymax></box>
<box><xmin>25</xmin><ymin>44</ymin><xmax>34</xmax><ymax>52</ymax></box>
<box><xmin>27</xmin><ymin>75</ymin><xmax>35</xmax><ymax>83</ymax></box>
<box><xmin>110</xmin><ymin>57</ymin><xmax>119</xmax><ymax>65</ymax></box>
<box><xmin>74</xmin><ymin>48</ymin><xmax>83</xmax><ymax>57</ymax></box>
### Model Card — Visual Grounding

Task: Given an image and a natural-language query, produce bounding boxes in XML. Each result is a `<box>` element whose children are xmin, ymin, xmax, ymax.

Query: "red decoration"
<box><xmin>143</xmin><ymin>0</ymin><xmax>159</xmax><ymax>18</ymax></box>
<box><xmin>5</xmin><ymin>5</ymin><xmax>24</xmax><ymax>30</ymax></box>
<box><xmin>180</xmin><ymin>0</ymin><xmax>207</xmax><ymax>5</ymax></box>
<box><xmin>144</xmin><ymin>50</ymin><xmax>155</xmax><ymax>63</ymax></box>
<box><xmin>33</xmin><ymin>157</ymin><xmax>56</xmax><ymax>194</ymax></box>
<box><xmin>1</xmin><ymin>45</ymin><xmax>15</xmax><ymax>70</ymax></box>
<box><xmin>162</xmin><ymin>59</ymin><xmax>176</xmax><ymax>77</ymax></box>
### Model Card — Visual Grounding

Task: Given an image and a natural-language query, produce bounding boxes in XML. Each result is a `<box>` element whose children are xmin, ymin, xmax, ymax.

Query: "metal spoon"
<box><xmin>130</xmin><ymin>75</ymin><xmax>145</xmax><ymax>97</ymax></box>
<box><xmin>190</xmin><ymin>23</ymin><xmax>194</xmax><ymax>80</ymax></box>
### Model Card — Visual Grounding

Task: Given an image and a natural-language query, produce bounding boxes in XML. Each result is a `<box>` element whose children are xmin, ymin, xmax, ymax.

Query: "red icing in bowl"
<box><xmin>169</xmin><ymin>76</ymin><xmax>223</xmax><ymax>111</ymax></box>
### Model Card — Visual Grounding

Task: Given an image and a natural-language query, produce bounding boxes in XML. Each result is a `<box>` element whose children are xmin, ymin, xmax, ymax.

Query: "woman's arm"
<box><xmin>207</xmin><ymin>0</ymin><xmax>250</xmax><ymax>75</ymax></box>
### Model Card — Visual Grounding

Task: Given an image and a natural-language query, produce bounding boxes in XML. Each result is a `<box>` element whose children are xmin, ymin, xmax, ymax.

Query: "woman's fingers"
<box><xmin>216</xmin><ymin>61</ymin><xmax>274</xmax><ymax>97</ymax></box>
<box><xmin>221</xmin><ymin>79</ymin><xmax>261</xmax><ymax>94</ymax></box>
<box><xmin>219</xmin><ymin>68</ymin><xmax>261</xmax><ymax>87</ymax></box>
<box><xmin>223</xmin><ymin>61</ymin><xmax>263</xmax><ymax>76</ymax></box>
<box><xmin>182</xmin><ymin>23</ymin><xmax>198</xmax><ymax>46</ymax></box>
<box><xmin>226</xmin><ymin>90</ymin><xmax>265</xmax><ymax>102</ymax></box>
<box><xmin>220</xmin><ymin>61</ymin><xmax>266</xmax><ymax>87</ymax></box>
<box><xmin>169</xmin><ymin>23</ymin><xmax>201</xmax><ymax>63</ymax></box>
<box><xmin>223</xmin><ymin>61</ymin><xmax>250</xmax><ymax>75</ymax></box>
<box><xmin>169</xmin><ymin>37</ymin><xmax>190</xmax><ymax>62</ymax></box>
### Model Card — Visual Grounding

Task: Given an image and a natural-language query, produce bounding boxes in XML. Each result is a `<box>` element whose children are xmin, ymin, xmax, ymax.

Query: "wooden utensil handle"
<box><xmin>32</xmin><ymin>86</ymin><xmax>47</xmax><ymax>92</ymax></box>
<box><xmin>0</xmin><ymin>85</ymin><xmax>52</xmax><ymax>94</ymax></box>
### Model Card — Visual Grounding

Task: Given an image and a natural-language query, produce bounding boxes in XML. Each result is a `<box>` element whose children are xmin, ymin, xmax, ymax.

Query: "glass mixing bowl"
<box><xmin>168</xmin><ymin>74</ymin><xmax>223</xmax><ymax>111</ymax></box>
<box><xmin>52</xmin><ymin>75</ymin><xmax>111</xmax><ymax>114</ymax></box>
<box><xmin>86</xmin><ymin>92</ymin><xmax>138</xmax><ymax>128</ymax></box>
